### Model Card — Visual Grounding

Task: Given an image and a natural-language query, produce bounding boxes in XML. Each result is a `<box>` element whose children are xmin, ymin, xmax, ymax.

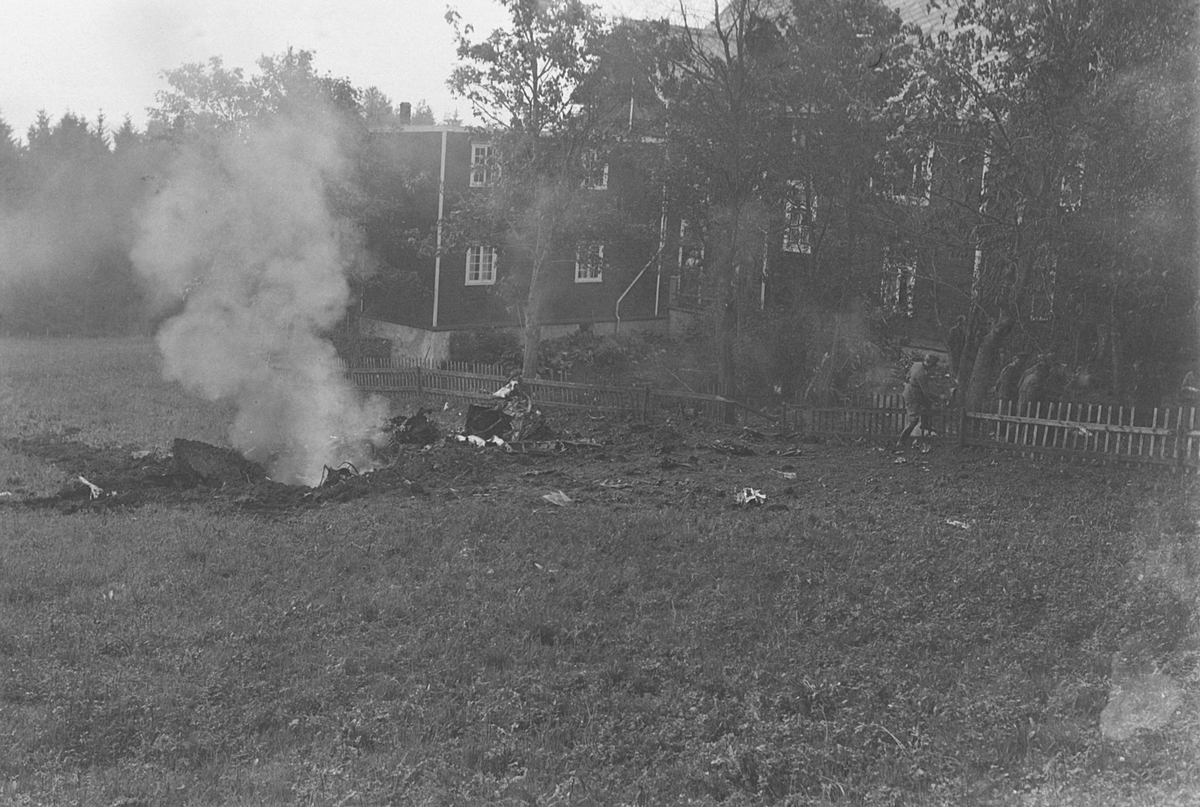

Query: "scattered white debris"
<box><xmin>542</xmin><ymin>490</ymin><xmax>573</xmax><ymax>507</ymax></box>
<box><xmin>492</xmin><ymin>378</ymin><xmax>520</xmax><ymax>399</ymax></box>
<box><xmin>945</xmin><ymin>519</ymin><xmax>971</xmax><ymax>530</ymax></box>
<box><xmin>77</xmin><ymin>476</ymin><xmax>105</xmax><ymax>500</ymax></box>
<box><xmin>736</xmin><ymin>487</ymin><xmax>766</xmax><ymax>506</ymax></box>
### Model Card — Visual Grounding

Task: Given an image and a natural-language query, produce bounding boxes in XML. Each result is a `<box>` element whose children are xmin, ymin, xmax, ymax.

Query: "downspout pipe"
<box><xmin>432</xmin><ymin>129</ymin><xmax>449</xmax><ymax>328</ymax></box>
<box><xmin>615</xmin><ymin>246</ymin><xmax>665</xmax><ymax>335</ymax></box>
<box><xmin>654</xmin><ymin>179</ymin><xmax>667</xmax><ymax>316</ymax></box>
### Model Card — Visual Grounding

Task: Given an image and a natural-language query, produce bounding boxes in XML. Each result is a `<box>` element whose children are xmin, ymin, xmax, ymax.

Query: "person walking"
<box><xmin>993</xmin><ymin>352</ymin><xmax>1026</xmax><ymax>405</ymax></box>
<box><xmin>896</xmin><ymin>353</ymin><xmax>940</xmax><ymax>450</ymax></box>
<box><xmin>1018</xmin><ymin>354</ymin><xmax>1051</xmax><ymax>414</ymax></box>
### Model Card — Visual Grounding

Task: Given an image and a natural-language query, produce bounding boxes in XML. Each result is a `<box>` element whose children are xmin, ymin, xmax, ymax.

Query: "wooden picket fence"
<box><xmin>337</xmin><ymin>356</ymin><xmax>547</xmax><ymax>379</ymax></box>
<box><xmin>782</xmin><ymin>393</ymin><xmax>959</xmax><ymax>442</ymax></box>
<box><xmin>344</xmin><ymin>360</ymin><xmax>753</xmax><ymax>423</ymax></box>
<box><xmin>782</xmin><ymin>393</ymin><xmax>1199</xmax><ymax>469</ymax></box>
<box><xmin>344</xmin><ymin>359</ymin><xmax>1199</xmax><ymax>468</ymax></box>
<box><xmin>962</xmin><ymin>400</ymin><xmax>1200</xmax><ymax>469</ymax></box>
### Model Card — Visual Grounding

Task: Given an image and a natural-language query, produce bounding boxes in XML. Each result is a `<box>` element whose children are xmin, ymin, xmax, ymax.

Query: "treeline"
<box><xmin>0</xmin><ymin>111</ymin><xmax>153</xmax><ymax>335</ymax></box>
<box><xmin>0</xmin><ymin>49</ymin><xmax>436</xmax><ymax>337</ymax></box>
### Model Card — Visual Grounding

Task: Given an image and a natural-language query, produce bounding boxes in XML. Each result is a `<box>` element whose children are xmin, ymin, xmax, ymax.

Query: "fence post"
<box><xmin>415</xmin><ymin>365</ymin><xmax>423</xmax><ymax>396</ymax></box>
<box><xmin>958</xmin><ymin>407</ymin><xmax>967</xmax><ymax>448</ymax></box>
<box><xmin>1176</xmin><ymin>406</ymin><xmax>1187</xmax><ymax>471</ymax></box>
<box><xmin>642</xmin><ymin>384</ymin><xmax>652</xmax><ymax>420</ymax></box>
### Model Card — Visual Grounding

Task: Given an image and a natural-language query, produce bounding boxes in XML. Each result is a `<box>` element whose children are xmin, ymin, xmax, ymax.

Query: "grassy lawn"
<box><xmin>1</xmin><ymin>337</ymin><xmax>1198</xmax><ymax>806</ymax></box>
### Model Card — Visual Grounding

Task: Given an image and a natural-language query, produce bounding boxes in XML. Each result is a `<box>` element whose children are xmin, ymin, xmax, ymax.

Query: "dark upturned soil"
<box><xmin>1</xmin><ymin>410</ymin><xmax>851</xmax><ymax>518</ymax></box>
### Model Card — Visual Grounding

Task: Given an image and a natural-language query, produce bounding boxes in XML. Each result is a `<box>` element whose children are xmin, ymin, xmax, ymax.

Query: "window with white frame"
<box><xmin>465</xmin><ymin>246</ymin><xmax>497</xmax><ymax>285</ymax></box>
<box><xmin>678</xmin><ymin>219</ymin><xmax>705</xmax><ymax>272</ymax></box>
<box><xmin>881</xmin><ymin>247</ymin><xmax>916</xmax><ymax>317</ymax></box>
<box><xmin>782</xmin><ymin>180</ymin><xmax>816</xmax><ymax>254</ymax></box>
<box><xmin>470</xmin><ymin>143</ymin><xmax>496</xmax><ymax>187</ymax></box>
<box><xmin>582</xmin><ymin>149</ymin><xmax>609</xmax><ymax>190</ymax></box>
<box><xmin>575</xmin><ymin>244</ymin><xmax>604</xmax><ymax>283</ymax></box>
<box><xmin>876</xmin><ymin>144</ymin><xmax>932</xmax><ymax>206</ymax></box>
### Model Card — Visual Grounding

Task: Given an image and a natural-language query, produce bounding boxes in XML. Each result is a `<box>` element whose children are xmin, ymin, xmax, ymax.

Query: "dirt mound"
<box><xmin>2</xmin><ymin>415</ymin><xmax>816</xmax><ymax>518</ymax></box>
<box><xmin>173</xmin><ymin>438</ymin><xmax>266</xmax><ymax>485</ymax></box>
<box><xmin>0</xmin><ymin>431</ymin><xmax>536</xmax><ymax>516</ymax></box>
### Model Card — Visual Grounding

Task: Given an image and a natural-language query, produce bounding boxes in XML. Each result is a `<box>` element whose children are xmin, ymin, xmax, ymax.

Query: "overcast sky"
<box><xmin>0</xmin><ymin>0</ymin><xmax>703</xmax><ymax>142</ymax></box>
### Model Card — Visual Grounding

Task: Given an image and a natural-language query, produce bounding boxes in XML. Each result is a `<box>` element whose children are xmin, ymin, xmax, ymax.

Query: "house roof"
<box><xmin>367</xmin><ymin>124</ymin><xmax>469</xmax><ymax>135</ymax></box>
<box><xmin>710</xmin><ymin>0</ymin><xmax>953</xmax><ymax>33</ymax></box>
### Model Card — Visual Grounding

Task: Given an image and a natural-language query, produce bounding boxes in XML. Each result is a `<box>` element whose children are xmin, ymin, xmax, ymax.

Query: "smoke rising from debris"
<box><xmin>130</xmin><ymin>117</ymin><xmax>387</xmax><ymax>485</ymax></box>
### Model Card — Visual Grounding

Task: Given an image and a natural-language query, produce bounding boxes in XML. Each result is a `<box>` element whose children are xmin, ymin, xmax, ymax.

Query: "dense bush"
<box><xmin>448</xmin><ymin>328</ymin><xmax>523</xmax><ymax>368</ymax></box>
<box><xmin>448</xmin><ymin>327</ymin><xmax>658</xmax><ymax>381</ymax></box>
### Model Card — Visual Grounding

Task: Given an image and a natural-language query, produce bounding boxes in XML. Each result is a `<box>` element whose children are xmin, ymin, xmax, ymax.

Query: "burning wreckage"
<box><xmin>8</xmin><ymin>378</ymin><xmax>600</xmax><ymax>513</ymax></box>
<box><xmin>384</xmin><ymin>376</ymin><xmax>580</xmax><ymax>453</ymax></box>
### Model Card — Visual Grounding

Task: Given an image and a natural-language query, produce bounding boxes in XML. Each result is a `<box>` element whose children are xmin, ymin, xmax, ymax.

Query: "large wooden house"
<box><xmin>357</xmin><ymin>117</ymin><xmax>669</xmax><ymax>362</ymax></box>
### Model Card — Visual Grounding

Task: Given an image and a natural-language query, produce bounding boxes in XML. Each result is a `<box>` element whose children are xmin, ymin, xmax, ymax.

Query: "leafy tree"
<box><xmin>888</xmin><ymin>0</ymin><xmax>1198</xmax><ymax>409</ymax></box>
<box><xmin>621</xmin><ymin>0</ymin><xmax>904</xmax><ymax>405</ymax></box>
<box><xmin>360</xmin><ymin>86</ymin><xmax>399</xmax><ymax>126</ymax></box>
<box><xmin>252</xmin><ymin>47</ymin><xmax>362</xmax><ymax>126</ymax></box>
<box><xmin>148</xmin><ymin>48</ymin><xmax>362</xmax><ymax>141</ymax></box>
<box><xmin>769</xmin><ymin>0</ymin><xmax>908</xmax><ymax>397</ymax></box>
<box><xmin>446</xmin><ymin>0</ymin><xmax>637</xmax><ymax>377</ymax></box>
<box><xmin>411</xmin><ymin>100</ymin><xmax>437</xmax><ymax>125</ymax></box>
<box><xmin>644</xmin><ymin>0</ymin><xmax>793</xmax><ymax>402</ymax></box>
<box><xmin>146</xmin><ymin>57</ymin><xmax>259</xmax><ymax>137</ymax></box>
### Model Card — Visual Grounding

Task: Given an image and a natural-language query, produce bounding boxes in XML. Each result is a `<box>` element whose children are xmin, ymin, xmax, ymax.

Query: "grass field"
<box><xmin>1</xmin><ymin>337</ymin><xmax>1198</xmax><ymax>806</ymax></box>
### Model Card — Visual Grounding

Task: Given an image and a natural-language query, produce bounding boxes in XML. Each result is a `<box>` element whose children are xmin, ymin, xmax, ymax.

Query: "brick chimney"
<box><xmin>399</xmin><ymin>102</ymin><xmax>412</xmax><ymax>125</ymax></box>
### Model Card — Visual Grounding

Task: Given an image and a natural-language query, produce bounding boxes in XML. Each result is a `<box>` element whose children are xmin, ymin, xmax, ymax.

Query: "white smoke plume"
<box><xmin>130</xmin><ymin>117</ymin><xmax>388</xmax><ymax>486</ymax></box>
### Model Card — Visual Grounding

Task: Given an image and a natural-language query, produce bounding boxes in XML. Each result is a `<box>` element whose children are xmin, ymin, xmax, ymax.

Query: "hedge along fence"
<box><xmin>344</xmin><ymin>361</ymin><xmax>760</xmax><ymax>423</ymax></box>
<box><xmin>962</xmin><ymin>400</ymin><xmax>1200</xmax><ymax>469</ymax></box>
<box><xmin>782</xmin><ymin>393</ymin><xmax>959</xmax><ymax>442</ymax></box>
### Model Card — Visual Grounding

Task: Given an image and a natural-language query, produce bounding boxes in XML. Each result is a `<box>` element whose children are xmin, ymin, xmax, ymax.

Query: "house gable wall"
<box><xmin>386</xmin><ymin>132</ymin><xmax>669</xmax><ymax>332</ymax></box>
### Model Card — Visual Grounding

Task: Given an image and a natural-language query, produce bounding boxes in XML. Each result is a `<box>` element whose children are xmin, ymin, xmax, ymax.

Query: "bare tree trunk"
<box><xmin>521</xmin><ymin>316</ymin><xmax>541</xmax><ymax>379</ymax></box>
<box><xmin>712</xmin><ymin>211</ymin><xmax>741</xmax><ymax>422</ymax></box>
<box><xmin>718</xmin><ymin>294</ymin><xmax>738</xmax><ymax>422</ymax></box>
<box><xmin>521</xmin><ymin>249</ymin><xmax>547</xmax><ymax>379</ymax></box>
<box><xmin>963</xmin><ymin>307</ymin><xmax>1015</xmax><ymax>412</ymax></box>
